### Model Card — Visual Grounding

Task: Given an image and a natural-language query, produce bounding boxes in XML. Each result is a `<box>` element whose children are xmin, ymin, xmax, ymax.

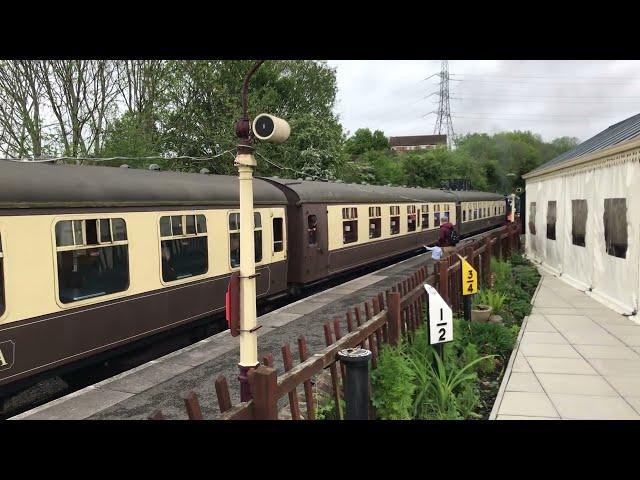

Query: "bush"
<box><xmin>371</xmin><ymin>343</ymin><xmax>416</xmax><ymax>420</ymax></box>
<box><xmin>468</xmin><ymin>322</ymin><xmax>518</xmax><ymax>358</ymax></box>
<box><xmin>512</xmin><ymin>265</ymin><xmax>540</xmax><ymax>295</ymax></box>
<box><xmin>475</xmin><ymin>289</ymin><xmax>508</xmax><ymax>313</ymax></box>
<box><xmin>491</xmin><ymin>258</ymin><xmax>512</xmax><ymax>289</ymax></box>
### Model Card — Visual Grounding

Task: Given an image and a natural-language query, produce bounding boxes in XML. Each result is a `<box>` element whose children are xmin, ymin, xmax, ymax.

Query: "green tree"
<box><xmin>344</xmin><ymin>128</ymin><xmax>389</xmax><ymax>155</ymax></box>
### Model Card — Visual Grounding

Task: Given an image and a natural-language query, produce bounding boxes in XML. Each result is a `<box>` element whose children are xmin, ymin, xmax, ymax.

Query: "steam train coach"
<box><xmin>0</xmin><ymin>161</ymin><xmax>290</xmax><ymax>394</ymax></box>
<box><xmin>261</xmin><ymin>178</ymin><xmax>459</xmax><ymax>288</ymax></box>
<box><xmin>0</xmin><ymin>160</ymin><xmax>507</xmax><ymax>397</ymax></box>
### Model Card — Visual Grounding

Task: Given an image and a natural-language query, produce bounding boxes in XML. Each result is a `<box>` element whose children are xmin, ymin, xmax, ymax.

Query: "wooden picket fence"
<box><xmin>148</xmin><ymin>222</ymin><xmax>521</xmax><ymax>420</ymax></box>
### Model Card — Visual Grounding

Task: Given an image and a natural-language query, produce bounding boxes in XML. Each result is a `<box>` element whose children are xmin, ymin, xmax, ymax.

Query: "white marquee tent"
<box><xmin>523</xmin><ymin>113</ymin><xmax>640</xmax><ymax>318</ymax></box>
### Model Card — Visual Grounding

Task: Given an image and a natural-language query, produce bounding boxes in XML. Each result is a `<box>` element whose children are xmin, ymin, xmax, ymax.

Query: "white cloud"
<box><xmin>328</xmin><ymin>60</ymin><xmax>640</xmax><ymax>142</ymax></box>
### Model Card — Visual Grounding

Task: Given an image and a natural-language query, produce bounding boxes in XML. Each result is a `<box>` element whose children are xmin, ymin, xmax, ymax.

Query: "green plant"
<box><xmin>468</xmin><ymin>322</ymin><xmax>518</xmax><ymax>357</ymax></box>
<box><xmin>490</xmin><ymin>258</ymin><xmax>512</xmax><ymax>288</ymax></box>
<box><xmin>407</xmin><ymin>346</ymin><xmax>495</xmax><ymax>420</ymax></box>
<box><xmin>476</xmin><ymin>289</ymin><xmax>508</xmax><ymax>313</ymax></box>
<box><xmin>372</xmin><ymin>343</ymin><xmax>416</xmax><ymax>420</ymax></box>
<box><xmin>315</xmin><ymin>397</ymin><xmax>346</xmax><ymax>420</ymax></box>
<box><xmin>512</xmin><ymin>265</ymin><xmax>541</xmax><ymax>295</ymax></box>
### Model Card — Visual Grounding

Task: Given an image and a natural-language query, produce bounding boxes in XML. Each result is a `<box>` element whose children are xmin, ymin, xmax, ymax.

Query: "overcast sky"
<box><xmin>327</xmin><ymin>60</ymin><xmax>640</xmax><ymax>143</ymax></box>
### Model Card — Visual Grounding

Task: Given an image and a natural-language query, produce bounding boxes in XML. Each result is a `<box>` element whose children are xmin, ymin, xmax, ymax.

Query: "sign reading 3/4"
<box><xmin>424</xmin><ymin>284</ymin><xmax>453</xmax><ymax>345</ymax></box>
<box><xmin>458</xmin><ymin>254</ymin><xmax>478</xmax><ymax>295</ymax></box>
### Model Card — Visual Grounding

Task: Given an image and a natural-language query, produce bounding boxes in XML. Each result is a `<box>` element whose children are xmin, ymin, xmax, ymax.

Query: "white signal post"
<box><xmin>233</xmin><ymin>61</ymin><xmax>290</xmax><ymax>401</ymax></box>
<box><xmin>236</xmin><ymin>154</ymin><xmax>259</xmax><ymax>374</ymax></box>
<box><xmin>234</xmin><ymin>60</ymin><xmax>265</xmax><ymax>402</ymax></box>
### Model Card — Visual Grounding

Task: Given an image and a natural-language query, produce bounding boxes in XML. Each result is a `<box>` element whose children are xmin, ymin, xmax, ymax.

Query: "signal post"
<box><xmin>232</xmin><ymin>61</ymin><xmax>290</xmax><ymax>401</ymax></box>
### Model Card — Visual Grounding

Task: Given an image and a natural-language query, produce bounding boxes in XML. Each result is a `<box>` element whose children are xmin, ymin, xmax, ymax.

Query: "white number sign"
<box><xmin>424</xmin><ymin>284</ymin><xmax>453</xmax><ymax>345</ymax></box>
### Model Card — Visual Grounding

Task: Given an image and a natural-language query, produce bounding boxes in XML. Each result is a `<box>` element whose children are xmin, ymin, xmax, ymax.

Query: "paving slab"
<box><xmin>494</xmin><ymin>269</ymin><xmax>640</xmax><ymax>421</ymax></box>
<box><xmin>548</xmin><ymin>393</ymin><xmax>640</xmax><ymax>420</ymax></box>
<box><xmin>498</xmin><ymin>392</ymin><xmax>559</xmax><ymax>418</ymax></box>
<box><xmin>504</xmin><ymin>373</ymin><xmax>544</xmax><ymax>393</ymax></box>
<box><xmin>573</xmin><ymin>345</ymin><xmax>640</xmax><ymax>360</ymax></box>
<box><xmin>536</xmin><ymin>373</ymin><xmax>618</xmax><ymax>397</ymax></box>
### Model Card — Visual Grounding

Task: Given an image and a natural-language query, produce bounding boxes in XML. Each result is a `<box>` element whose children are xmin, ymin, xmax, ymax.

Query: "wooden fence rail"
<box><xmin>149</xmin><ymin>222</ymin><xmax>521</xmax><ymax>420</ymax></box>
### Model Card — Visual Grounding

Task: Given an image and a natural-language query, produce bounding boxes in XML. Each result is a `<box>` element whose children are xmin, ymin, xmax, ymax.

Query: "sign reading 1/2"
<box><xmin>424</xmin><ymin>284</ymin><xmax>453</xmax><ymax>345</ymax></box>
<box><xmin>457</xmin><ymin>254</ymin><xmax>478</xmax><ymax>295</ymax></box>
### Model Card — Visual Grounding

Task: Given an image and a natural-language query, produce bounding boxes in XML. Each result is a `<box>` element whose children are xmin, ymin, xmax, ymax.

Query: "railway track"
<box><xmin>2</xmin><ymin>226</ymin><xmax>503</xmax><ymax>420</ymax></box>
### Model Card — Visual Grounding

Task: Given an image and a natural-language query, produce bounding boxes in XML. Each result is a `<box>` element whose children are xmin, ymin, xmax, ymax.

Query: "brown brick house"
<box><xmin>389</xmin><ymin>134</ymin><xmax>447</xmax><ymax>152</ymax></box>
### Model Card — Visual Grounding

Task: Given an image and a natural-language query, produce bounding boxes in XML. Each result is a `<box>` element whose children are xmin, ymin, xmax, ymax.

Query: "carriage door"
<box><xmin>303</xmin><ymin>204</ymin><xmax>329</xmax><ymax>282</ymax></box>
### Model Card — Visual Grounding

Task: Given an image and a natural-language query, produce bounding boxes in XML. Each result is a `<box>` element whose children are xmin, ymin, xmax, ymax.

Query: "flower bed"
<box><xmin>370</xmin><ymin>252</ymin><xmax>540</xmax><ymax>420</ymax></box>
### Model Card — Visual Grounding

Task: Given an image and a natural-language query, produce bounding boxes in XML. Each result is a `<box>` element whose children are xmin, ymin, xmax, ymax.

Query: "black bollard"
<box><xmin>463</xmin><ymin>295</ymin><xmax>472</xmax><ymax>322</ymax></box>
<box><xmin>337</xmin><ymin>347</ymin><xmax>372</xmax><ymax>420</ymax></box>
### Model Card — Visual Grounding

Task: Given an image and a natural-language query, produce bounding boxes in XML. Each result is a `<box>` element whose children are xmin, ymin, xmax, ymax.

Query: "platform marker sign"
<box><xmin>424</xmin><ymin>284</ymin><xmax>453</xmax><ymax>345</ymax></box>
<box><xmin>458</xmin><ymin>254</ymin><xmax>478</xmax><ymax>295</ymax></box>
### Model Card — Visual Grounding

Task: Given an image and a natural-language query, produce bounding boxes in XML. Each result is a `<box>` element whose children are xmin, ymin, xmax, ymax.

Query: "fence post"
<box><xmin>249</xmin><ymin>365</ymin><xmax>278</xmax><ymax>420</ymax></box>
<box><xmin>484</xmin><ymin>236</ymin><xmax>492</xmax><ymax>286</ymax></box>
<box><xmin>386</xmin><ymin>291</ymin><xmax>401</xmax><ymax>347</ymax></box>
<box><xmin>437</xmin><ymin>257</ymin><xmax>450</xmax><ymax>305</ymax></box>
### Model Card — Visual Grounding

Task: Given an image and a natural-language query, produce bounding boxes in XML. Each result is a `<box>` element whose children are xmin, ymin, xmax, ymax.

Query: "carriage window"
<box><xmin>463</xmin><ymin>210</ymin><xmax>466</xmax><ymax>222</ymax></box>
<box><xmin>604</xmin><ymin>198</ymin><xmax>627</xmax><ymax>259</ymax></box>
<box><xmin>473</xmin><ymin>204</ymin><xmax>478</xmax><ymax>220</ymax></box>
<box><xmin>442</xmin><ymin>204</ymin><xmax>450</xmax><ymax>223</ymax></box>
<box><xmin>369</xmin><ymin>206</ymin><xmax>381</xmax><ymax>239</ymax></box>
<box><xmin>0</xmin><ymin>233</ymin><xmax>4</xmax><ymax>317</ymax></box>
<box><xmin>421</xmin><ymin>204</ymin><xmax>429</xmax><ymax>230</ymax></box>
<box><xmin>546</xmin><ymin>201</ymin><xmax>556</xmax><ymax>240</ymax></box>
<box><xmin>529</xmin><ymin>202</ymin><xmax>536</xmax><ymax>235</ymax></box>
<box><xmin>160</xmin><ymin>214</ymin><xmax>208</xmax><ymax>282</ymax></box>
<box><xmin>308</xmin><ymin>215</ymin><xmax>318</xmax><ymax>246</ymax></box>
<box><xmin>55</xmin><ymin>219</ymin><xmax>129</xmax><ymax>303</ymax></box>
<box><xmin>342</xmin><ymin>207</ymin><xmax>358</xmax><ymax>244</ymax></box>
<box><xmin>572</xmin><ymin>200</ymin><xmax>587</xmax><ymax>247</ymax></box>
<box><xmin>407</xmin><ymin>205</ymin><xmax>417</xmax><ymax>232</ymax></box>
<box><xmin>254</xmin><ymin>213</ymin><xmax>263</xmax><ymax>263</ymax></box>
<box><xmin>390</xmin><ymin>206</ymin><xmax>400</xmax><ymax>235</ymax></box>
<box><xmin>228</xmin><ymin>212</ymin><xmax>262</xmax><ymax>268</ymax></box>
<box><xmin>273</xmin><ymin>217</ymin><xmax>284</xmax><ymax>252</ymax></box>
<box><xmin>494</xmin><ymin>206</ymin><xmax>497</xmax><ymax>216</ymax></box>
<box><xmin>434</xmin><ymin>204</ymin><xmax>441</xmax><ymax>227</ymax></box>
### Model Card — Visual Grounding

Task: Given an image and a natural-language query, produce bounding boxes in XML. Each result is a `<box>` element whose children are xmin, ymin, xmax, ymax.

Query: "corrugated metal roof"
<box><xmin>528</xmin><ymin>112</ymin><xmax>640</xmax><ymax>176</ymax></box>
<box><xmin>0</xmin><ymin>161</ymin><xmax>288</xmax><ymax>209</ymax></box>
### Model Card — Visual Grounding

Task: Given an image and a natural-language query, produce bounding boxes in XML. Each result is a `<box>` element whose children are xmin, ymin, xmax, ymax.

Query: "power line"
<box><xmin>451</xmin><ymin>73</ymin><xmax>637</xmax><ymax>80</ymax></box>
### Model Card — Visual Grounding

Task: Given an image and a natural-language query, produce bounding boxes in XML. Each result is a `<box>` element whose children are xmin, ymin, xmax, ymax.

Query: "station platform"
<box><xmin>12</xmin><ymin>251</ymin><xmax>437</xmax><ymax>420</ymax></box>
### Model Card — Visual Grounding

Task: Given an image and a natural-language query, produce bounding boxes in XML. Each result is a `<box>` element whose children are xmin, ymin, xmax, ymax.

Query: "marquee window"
<box><xmin>390</xmin><ymin>206</ymin><xmax>400</xmax><ymax>235</ymax></box>
<box><xmin>342</xmin><ymin>207</ymin><xmax>358</xmax><ymax>244</ymax></box>
<box><xmin>604</xmin><ymin>198</ymin><xmax>627</xmax><ymax>259</ymax></box>
<box><xmin>369</xmin><ymin>206</ymin><xmax>382</xmax><ymax>239</ymax></box>
<box><xmin>571</xmin><ymin>200</ymin><xmax>587</xmax><ymax>247</ymax></box>
<box><xmin>421</xmin><ymin>204</ymin><xmax>429</xmax><ymax>230</ymax></box>
<box><xmin>0</xmin><ymin>233</ymin><xmax>4</xmax><ymax>317</ymax></box>
<box><xmin>55</xmin><ymin>218</ymin><xmax>129</xmax><ymax>303</ymax></box>
<box><xmin>407</xmin><ymin>205</ymin><xmax>417</xmax><ymax>232</ymax></box>
<box><xmin>273</xmin><ymin>217</ymin><xmax>284</xmax><ymax>252</ymax></box>
<box><xmin>529</xmin><ymin>202</ymin><xmax>536</xmax><ymax>235</ymax></box>
<box><xmin>160</xmin><ymin>214</ymin><xmax>208</xmax><ymax>282</ymax></box>
<box><xmin>546</xmin><ymin>201</ymin><xmax>557</xmax><ymax>240</ymax></box>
